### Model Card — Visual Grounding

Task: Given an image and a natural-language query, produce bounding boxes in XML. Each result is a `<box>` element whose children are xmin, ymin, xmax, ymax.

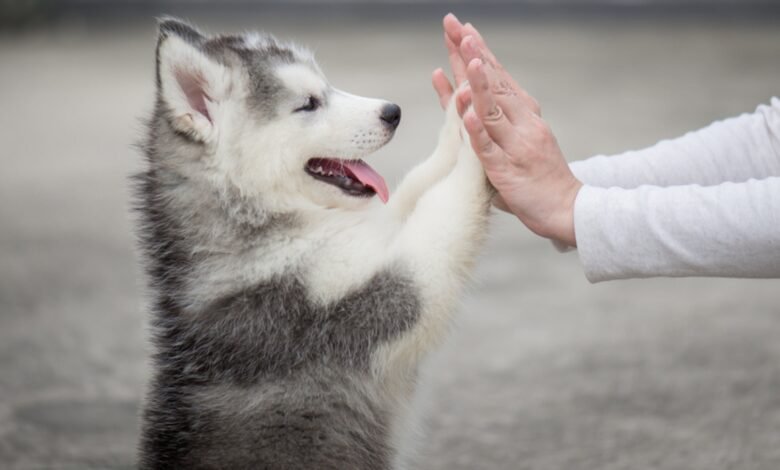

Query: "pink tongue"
<box><xmin>343</xmin><ymin>160</ymin><xmax>390</xmax><ymax>203</ymax></box>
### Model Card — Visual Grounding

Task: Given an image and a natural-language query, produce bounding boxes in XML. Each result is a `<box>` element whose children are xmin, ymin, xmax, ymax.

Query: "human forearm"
<box><xmin>571</xmin><ymin>98</ymin><xmax>780</xmax><ymax>190</ymax></box>
<box><xmin>575</xmin><ymin>177</ymin><xmax>780</xmax><ymax>282</ymax></box>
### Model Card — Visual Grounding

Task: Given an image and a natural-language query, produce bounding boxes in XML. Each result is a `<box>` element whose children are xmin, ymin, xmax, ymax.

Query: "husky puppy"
<box><xmin>136</xmin><ymin>18</ymin><xmax>492</xmax><ymax>470</ymax></box>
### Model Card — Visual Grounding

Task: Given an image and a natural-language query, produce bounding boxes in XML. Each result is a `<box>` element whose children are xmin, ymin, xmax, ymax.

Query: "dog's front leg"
<box><xmin>388</xmin><ymin>99</ymin><xmax>463</xmax><ymax>221</ymax></box>
<box><xmin>389</xmin><ymin>125</ymin><xmax>494</xmax><ymax>357</ymax></box>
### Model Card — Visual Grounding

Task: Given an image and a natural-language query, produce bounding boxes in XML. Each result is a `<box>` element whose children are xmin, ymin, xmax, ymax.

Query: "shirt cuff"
<box><xmin>572</xmin><ymin>184</ymin><xmax>631</xmax><ymax>283</ymax></box>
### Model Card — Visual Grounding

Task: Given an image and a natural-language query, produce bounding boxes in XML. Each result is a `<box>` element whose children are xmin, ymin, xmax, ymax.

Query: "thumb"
<box><xmin>432</xmin><ymin>68</ymin><xmax>454</xmax><ymax>110</ymax></box>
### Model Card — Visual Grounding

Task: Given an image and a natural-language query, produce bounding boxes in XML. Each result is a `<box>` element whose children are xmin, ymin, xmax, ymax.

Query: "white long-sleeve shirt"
<box><xmin>568</xmin><ymin>97</ymin><xmax>780</xmax><ymax>283</ymax></box>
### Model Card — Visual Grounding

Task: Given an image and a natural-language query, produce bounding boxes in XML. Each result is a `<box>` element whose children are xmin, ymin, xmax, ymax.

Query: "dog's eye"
<box><xmin>295</xmin><ymin>96</ymin><xmax>320</xmax><ymax>113</ymax></box>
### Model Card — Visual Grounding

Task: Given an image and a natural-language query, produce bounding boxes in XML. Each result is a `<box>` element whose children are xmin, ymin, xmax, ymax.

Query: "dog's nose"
<box><xmin>380</xmin><ymin>103</ymin><xmax>401</xmax><ymax>130</ymax></box>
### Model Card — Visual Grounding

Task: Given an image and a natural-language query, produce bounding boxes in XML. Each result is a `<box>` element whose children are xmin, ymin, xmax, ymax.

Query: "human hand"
<box><xmin>431</xmin><ymin>14</ymin><xmax>582</xmax><ymax>247</ymax></box>
<box><xmin>432</xmin><ymin>14</ymin><xmax>540</xmax><ymax>116</ymax></box>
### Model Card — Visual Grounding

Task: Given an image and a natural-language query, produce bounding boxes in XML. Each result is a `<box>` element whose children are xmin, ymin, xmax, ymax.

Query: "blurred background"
<box><xmin>1</xmin><ymin>1</ymin><xmax>779</xmax><ymax>469</ymax></box>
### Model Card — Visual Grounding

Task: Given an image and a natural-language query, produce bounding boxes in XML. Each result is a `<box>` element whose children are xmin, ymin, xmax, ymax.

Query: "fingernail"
<box><xmin>464</xmin><ymin>22</ymin><xmax>482</xmax><ymax>39</ymax></box>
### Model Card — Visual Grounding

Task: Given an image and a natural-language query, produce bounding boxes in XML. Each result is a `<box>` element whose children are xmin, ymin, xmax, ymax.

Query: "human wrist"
<box><xmin>550</xmin><ymin>178</ymin><xmax>582</xmax><ymax>248</ymax></box>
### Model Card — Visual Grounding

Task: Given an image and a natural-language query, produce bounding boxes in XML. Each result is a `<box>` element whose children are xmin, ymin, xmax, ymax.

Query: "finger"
<box><xmin>463</xmin><ymin>109</ymin><xmax>506</xmax><ymax>172</ymax></box>
<box><xmin>462</xmin><ymin>23</ymin><xmax>501</xmax><ymax>70</ymax></box>
<box><xmin>466</xmin><ymin>58</ymin><xmax>516</xmax><ymax>149</ymax></box>
<box><xmin>460</xmin><ymin>37</ymin><xmax>527</xmax><ymax>123</ymax></box>
<box><xmin>444</xmin><ymin>33</ymin><xmax>467</xmax><ymax>85</ymax></box>
<box><xmin>455</xmin><ymin>85</ymin><xmax>472</xmax><ymax>117</ymax></box>
<box><xmin>458</xmin><ymin>34</ymin><xmax>479</xmax><ymax>68</ymax></box>
<box><xmin>460</xmin><ymin>33</ymin><xmax>542</xmax><ymax>117</ymax></box>
<box><xmin>431</xmin><ymin>68</ymin><xmax>454</xmax><ymax>109</ymax></box>
<box><xmin>443</xmin><ymin>13</ymin><xmax>464</xmax><ymax>47</ymax></box>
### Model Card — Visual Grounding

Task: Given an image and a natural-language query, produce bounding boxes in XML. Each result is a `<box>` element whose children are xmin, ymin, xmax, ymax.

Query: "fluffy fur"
<box><xmin>135</xmin><ymin>18</ymin><xmax>493</xmax><ymax>469</ymax></box>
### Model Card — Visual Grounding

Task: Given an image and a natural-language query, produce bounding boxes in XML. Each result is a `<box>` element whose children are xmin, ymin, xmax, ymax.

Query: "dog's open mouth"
<box><xmin>305</xmin><ymin>158</ymin><xmax>389</xmax><ymax>203</ymax></box>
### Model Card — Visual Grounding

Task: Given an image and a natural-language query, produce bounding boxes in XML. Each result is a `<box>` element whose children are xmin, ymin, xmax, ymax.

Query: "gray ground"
<box><xmin>1</xmin><ymin>8</ymin><xmax>779</xmax><ymax>470</ymax></box>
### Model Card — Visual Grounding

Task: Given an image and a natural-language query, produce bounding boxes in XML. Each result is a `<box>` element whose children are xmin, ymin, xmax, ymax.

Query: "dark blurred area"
<box><xmin>2</xmin><ymin>0</ymin><xmax>780</xmax><ymax>30</ymax></box>
<box><xmin>1</xmin><ymin>1</ymin><xmax>779</xmax><ymax>469</ymax></box>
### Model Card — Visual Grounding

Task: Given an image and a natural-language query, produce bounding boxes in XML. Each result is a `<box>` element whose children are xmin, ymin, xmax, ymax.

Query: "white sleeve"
<box><xmin>566</xmin><ymin>97</ymin><xmax>780</xmax><ymax>282</ymax></box>
<box><xmin>570</xmin><ymin>97</ymin><xmax>780</xmax><ymax>188</ymax></box>
<box><xmin>574</xmin><ymin>178</ymin><xmax>780</xmax><ymax>283</ymax></box>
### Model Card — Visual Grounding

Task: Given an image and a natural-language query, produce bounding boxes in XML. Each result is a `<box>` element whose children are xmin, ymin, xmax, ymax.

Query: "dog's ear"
<box><xmin>155</xmin><ymin>18</ymin><xmax>228</xmax><ymax>141</ymax></box>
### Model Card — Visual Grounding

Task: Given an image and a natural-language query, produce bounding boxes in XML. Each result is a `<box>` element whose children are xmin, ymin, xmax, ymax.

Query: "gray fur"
<box><xmin>136</xmin><ymin>19</ymin><xmax>420</xmax><ymax>469</ymax></box>
<box><xmin>156</xmin><ymin>17</ymin><xmax>303</xmax><ymax>123</ymax></box>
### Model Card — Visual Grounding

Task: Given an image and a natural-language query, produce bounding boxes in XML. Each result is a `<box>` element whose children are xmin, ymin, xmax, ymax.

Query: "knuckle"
<box><xmin>492</xmin><ymin>80</ymin><xmax>516</xmax><ymax>97</ymax></box>
<box><xmin>506</xmin><ymin>152</ymin><xmax>524</xmax><ymax>166</ymax></box>
<box><xmin>530</xmin><ymin>98</ymin><xmax>541</xmax><ymax>115</ymax></box>
<box><xmin>483</xmin><ymin>104</ymin><xmax>504</xmax><ymax>123</ymax></box>
<box><xmin>478</xmin><ymin>138</ymin><xmax>495</xmax><ymax>154</ymax></box>
<box><xmin>531</xmin><ymin>117</ymin><xmax>549</xmax><ymax>135</ymax></box>
<box><xmin>518</xmin><ymin>92</ymin><xmax>540</xmax><ymax>115</ymax></box>
<box><xmin>518</xmin><ymin>90</ymin><xmax>538</xmax><ymax>109</ymax></box>
<box><xmin>540</xmin><ymin>124</ymin><xmax>554</xmax><ymax>143</ymax></box>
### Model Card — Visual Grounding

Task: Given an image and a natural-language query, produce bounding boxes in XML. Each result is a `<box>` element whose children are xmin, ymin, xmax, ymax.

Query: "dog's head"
<box><xmin>152</xmin><ymin>19</ymin><xmax>399</xmax><ymax>213</ymax></box>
